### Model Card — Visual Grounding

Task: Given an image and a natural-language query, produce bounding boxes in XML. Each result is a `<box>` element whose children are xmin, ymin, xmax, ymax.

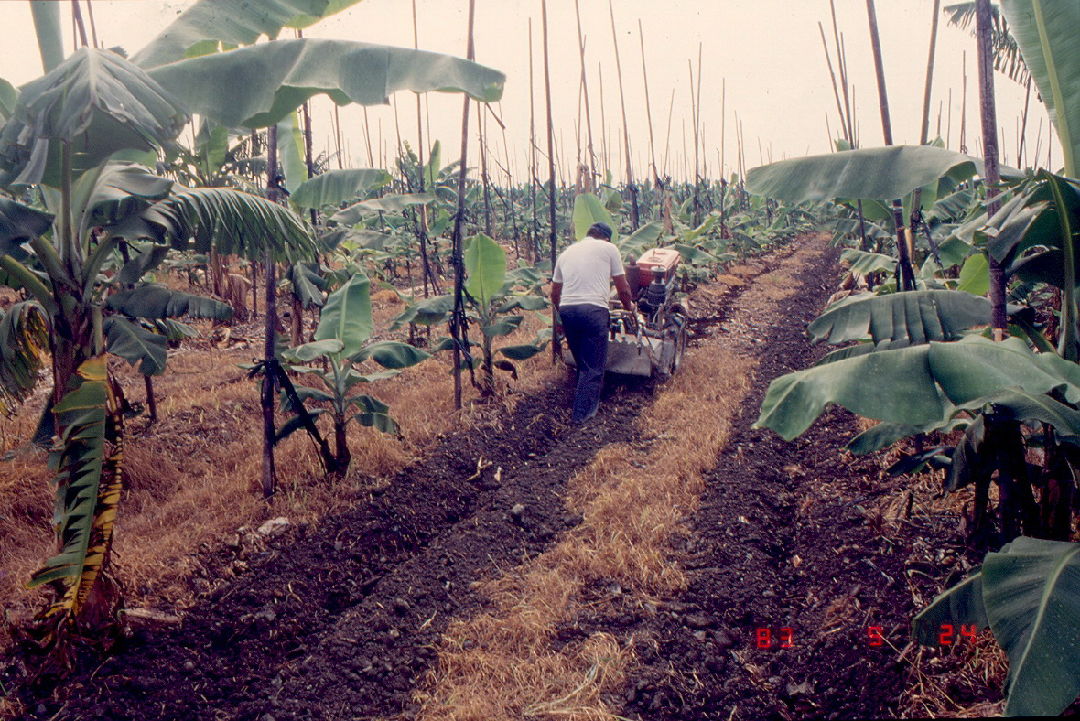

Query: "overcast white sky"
<box><xmin>0</xmin><ymin>0</ymin><xmax>1060</xmax><ymax>183</ymax></box>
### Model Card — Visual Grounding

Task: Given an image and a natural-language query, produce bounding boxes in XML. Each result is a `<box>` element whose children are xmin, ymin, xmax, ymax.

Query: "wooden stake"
<box><xmin>574</xmin><ymin>0</ymin><xmax>597</xmax><ymax>185</ymax></box>
<box><xmin>261</xmin><ymin>124</ymin><xmax>280</xmax><ymax>498</ymax></box>
<box><xmin>450</xmin><ymin>0</ymin><xmax>478</xmax><ymax>410</ymax></box>
<box><xmin>543</xmin><ymin>0</ymin><xmax>559</xmax><ymax>359</ymax></box>
<box><xmin>413</xmin><ymin>0</ymin><xmax>437</xmax><ymax>296</ymax></box>
<box><xmin>661</xmin><ymin>88</ymin><xmax>675</xmax><ymax>179</ymax></box>
<box><xmin>1018</xmin><ymin>76</ymin><xmax>1032</xmax><ymax>168</ymax></box>
<box><xmin>911</xmin><ymin>0</ymin><xmax>942</xmax><ymax>264</ymax></box>
<box><xmin>975</xmin><ymin>0</ymin><xmax>1006</xmax><ymax>338</ymax></box>
<box><xmin>639</xmin><ymin>18</ymin><xmax>657</xmax><ymax>180</ymax></box>
<box><xmin>608</xmin><ymin>0</ymin><xmax>638</xmax><ymax>228</ymax></box>
<box><xmin>529</xmin><ymin>19</ymin><xmax>539</xmax><ymax>260</ymax></box>
<box><xmin>598</xmin><ymin>62</ymin><xmax>610</xmax><ymax>179</ymax></box>
<box><xmin>866</xmin><ymin>0</ymin><xmax>915</xmax><ymax>291</ymax></box>
<box><xmin>829</xmin><ymin>0</ymin><xmax>854</xmax><ymax>143</ymax></box>
<box><xmin>818</xmin><ymin>21</ymin><xmax>850</xmax><ymax>143</ymax></box>
<box><xmin>960</xmin><ymin>51</ymin><xmax>968</xmax><ymax>152</ymax></box>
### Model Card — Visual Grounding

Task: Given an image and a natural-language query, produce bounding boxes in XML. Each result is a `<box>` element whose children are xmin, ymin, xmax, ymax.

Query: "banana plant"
<box><xmin>2</xmin><ymin>0</ymin><xmax>505</xmax><ymax>635</ymax></box>
<box><xmin>274</xmin><ymin>272</ymin><xmax>430</xmax><ymax>473</ymax></box>
<box><xmin>0</xmin><ymin>55</ymin><xmax>317</xmax><ymax>630</ymax></box>
<box><xmin>462</xmin><ymin>234</ymin><xmax>549</xmax><ymax>397</ymax></box>
<box><xmin>752</xmin><ymin>1</ymin><xmax>1080</xmax><ymax>712</ymax></box>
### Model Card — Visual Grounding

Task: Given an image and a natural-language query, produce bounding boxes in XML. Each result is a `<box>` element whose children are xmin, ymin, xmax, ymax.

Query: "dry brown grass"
<box><xmin>413</xmin><ymin>242</ymin><xmax>818</xmax><ymax>720</ymax></box>
<box><xmin>0</xmin><ymin>291</ymin><xmax>559</xmax><ymax>649</ymax></box>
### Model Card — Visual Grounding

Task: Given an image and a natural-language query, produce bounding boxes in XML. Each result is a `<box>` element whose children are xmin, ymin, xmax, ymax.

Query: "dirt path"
<box><xmin>612</xmin><ymin>238</ymin><xmax>923</xmax><ymax>720</ymax></box>
<box><xmin>8</xmin><ymin>234</ymin><xmax>948</xmax><ymax>721</ymax></box>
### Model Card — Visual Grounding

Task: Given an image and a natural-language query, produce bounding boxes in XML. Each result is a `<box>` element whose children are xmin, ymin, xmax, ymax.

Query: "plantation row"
<box><xmin>0</xmin><ymin>0</ymin><xmax>818</xmax><ymax>677</ymax></box>
<box><xmin>4</xmin><ymin>0</ymin><xmax>1080</xmax><ymax>717</ymax></box>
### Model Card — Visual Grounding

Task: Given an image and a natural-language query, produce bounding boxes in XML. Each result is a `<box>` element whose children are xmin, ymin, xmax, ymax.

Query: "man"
<box><xmin>550</xmin><ymin>222</ymin><xmax>636</xmax><ymax>424</ymax></box>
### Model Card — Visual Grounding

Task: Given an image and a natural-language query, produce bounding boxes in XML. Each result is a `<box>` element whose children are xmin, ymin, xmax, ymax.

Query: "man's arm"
<box><xmin>613</xmin><ymin>275</ymin><xmax>634</xmax><ymax>312</ymax></box>
<box><xmin>550</xmin><ymin>281</ymin><xmax>562</xmax><ymax>309</ymax></box>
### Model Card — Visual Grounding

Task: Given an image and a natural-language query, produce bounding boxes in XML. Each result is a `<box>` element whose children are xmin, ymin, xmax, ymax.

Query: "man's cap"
<box><xmin>587</xmin><ymin>222</ymin><xmax>613</xmax><ymax>239</ymax></box>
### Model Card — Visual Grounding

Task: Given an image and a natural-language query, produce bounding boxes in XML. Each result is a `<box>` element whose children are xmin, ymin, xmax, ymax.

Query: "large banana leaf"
<box><xmin>330</xmin><ymin>192</ymin><xmax>436</xmax><ymax>224</ymax></box>
<box><xmin>809</xmin><ymin>290</ymin><xmax>993</xmax><ymax>348</ymax></box>
<box><xmin>0</xmin><ymin>301</ymin><xmax>49</xmax><ymax>414</ymax></box>
<box><xmin>285</xmin><ymin>262</ymin><xmax>327</xmax><ymax>309</ymax></box>
<box><xmin>314</xmin><ymin>272</ymin><xmax>373</xmax><ymax>358</ymax></box>
<box><xmin>572</xmin><ymin>192</ymin><xmax>619</xmax><ymax>243</ymax></box>
<box><xmin>0</xmin><ymin>78</ymin><xmax>17</xmax><ymax>123</ymax></box>
<box><xmin>0</xmin><ymin>198</ymin><xmax>53</xmax><ymax>254</ymax></box>
<box><xmin>914</xmin><ymin>537</ymin><xmax>1080</xmax><ymax>717</ymax></box>
<box><xmin>984</xmin><ymin>537</ymin><xmax>1080</xmax><ymax>716</ymax></box>
<box><xmin>616</xmin><ymin>220</ymin><xmax>664</xmax><ymax>261</ymax></box>
<box><xmin>390</xmin><ymin>294</ymin><xmax>453</xmax><ymax>329</ymax></box>
<box><xmin>352</xmin><ymin>340</ymin><xmax>431</xmax><ymax>369</ymax></box>
<box><xmin>28</xmin><ymin>356</ymin><xmax>123</xmax><ymax>621</ymax></box>
<box><xmin>143</xmin><ymin>186</ymin><xmax>318</xmax><ymax>262</ymax></box>
<box><xmin>29</xmin><ymin>1</ymin><xmax>64</xmax><ymax>74</ymax></box>
<box><xmin>116</xmin><ymin>242</ymin><xmax>171</xmax><ymax>285</ymax></box>
<box><xmin>148</xmin><ymin>38</ymin><xmax>505</xmax><ymax>130</ymax></box>
<box><xmin>103</xmin><ymin>316</ymin><xmax>168</xmax><ymax>376</ymax></box>
<box><xmin>276</xmin><ymin>110</ymin><xmax>308</xmax><ymax>194</ymax></box>
<box><xmin>0</xmin><ymin>49</ymin><xmax>187</xmax><ymax>186</ymax></box>
<box><xmin>133</xmin><ymin>0</ymin><xmax>366</xmax><ymax>70</ymax></box>
<box><xmin>756</xmin><ymin>336</ymin><xmax>1080</xmax><ymax>440</ymax></box>
<box><xmin>290</xmin><ymin>168</ymin><xmax>391</xmax><ymax>210</ymax></box>
<box><xmin>80</xmin><ymin>162</ymin><xmax>175</xmax><ymax>231</ymax></box>
<box><xmin>1001</xmin><ymin>0</ymin><xmax>1080</xmax><ymax>175</ymax></box>
<box><xmin>106</xmin><ymin>284</ymin><xmax>233</xmax><ymax>320</ymax></box>
<box><xmin>464</xmin><ymin>233</ymin><xmax>506</xmax><ymax>308</ymax></box>
<box><xmin>745</xmin><ymin>146</ymin><xmax>982</xmax><ymax>202</ymax></box>
<box><xmin>839</xmin><ymin>249</ymin><xmax>897</xmax><ymax>278</ymax></box>
<box><xmin>349</xmin><ymin>394</ymin><xmax>397</xmax><ymax>435</ymax></box>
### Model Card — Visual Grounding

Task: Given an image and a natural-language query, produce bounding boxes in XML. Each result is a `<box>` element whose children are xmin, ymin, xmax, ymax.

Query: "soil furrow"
<box><xmin>11</xmin><ymin>238</ymin><xmax>840</xmax><ymax>721</ymax></box>
<box><xmin>615</xmin><ymin>240</ymin><xmax>919</xmax><ymax>720</ymax></box>
<box><xmin>20</xmin><ymin>385</ymin><xmax>647</xmax><ymax>721</ymax></box>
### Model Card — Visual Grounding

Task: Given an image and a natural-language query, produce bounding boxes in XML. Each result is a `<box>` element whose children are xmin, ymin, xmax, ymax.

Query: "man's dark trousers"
<box><xmin>560</xmin><ymin>304</ymin><xmax>609</xmax><ymax>423</ymax></box>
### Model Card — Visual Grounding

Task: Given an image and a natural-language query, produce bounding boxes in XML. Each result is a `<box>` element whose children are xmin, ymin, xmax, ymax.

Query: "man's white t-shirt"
<box><xmin>552</xmin><ymin>238</ymin><xmax>625</xmax><ymax>309</ymax></box>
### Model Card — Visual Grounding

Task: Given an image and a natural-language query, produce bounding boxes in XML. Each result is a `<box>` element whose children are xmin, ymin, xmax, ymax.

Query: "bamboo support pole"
<box><xmin>608</xmin><ymin>0</ymin><xmax>638</xmax><ymax>228</ymax></box>
<box><xmin>975</xmin><ymin>0</ymin><xmax>1006</xmax><ymax>338</ymax></box>
<box><xmin>829</xmin><ymin>0</ymin><xmax>854</xmax><ymax>144</ymax></box>
<box><xmin>450</xmin><ymin>0</ymin><xmax>478</xmax><ymax>410</ymax></box>
<box><xmin>865</xmin><ymin>0</ymin><xmax>916</xmax><ymax>291</ymax></box>
<box><xmin>543</xmin><ymin>0</ymin><xmax>559</xmax><ymax>360</ymax></box>
<box><xmin>574</xmin><ymin>0</ymin><xmax>597</xmax><ymax>186</ymax></box>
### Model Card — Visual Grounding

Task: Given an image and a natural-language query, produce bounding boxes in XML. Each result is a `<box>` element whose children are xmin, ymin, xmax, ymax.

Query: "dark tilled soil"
<box><xmin>9</xmin><ymin>379</ymin><xmax>653</xmax><ymax>721</ymax></box>
<box><xmin>610</xmin><ymin>244</ymin><xmax>965</xmax><ymax>720</ymax></box>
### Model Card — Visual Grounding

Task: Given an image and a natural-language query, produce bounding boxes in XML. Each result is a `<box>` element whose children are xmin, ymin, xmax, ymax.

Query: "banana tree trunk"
<box><xmin>333</xmin><ymin>416</ymin><xmax>351</xmax><ymax>472</ymax></box>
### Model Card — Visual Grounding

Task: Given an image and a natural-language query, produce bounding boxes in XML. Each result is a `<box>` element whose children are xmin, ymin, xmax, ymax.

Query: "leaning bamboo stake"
<box><xmin>1018</xmin><ymin>76</ymin><xmax>1032</xmax><ymax>168</ymax></box>
<box><xmin>574</xmin><ymin>0</ymin><xmax>597</xmax><ymax>186</ymax></box>
<box><xmin>661</xmin><ymin>88</ymin><xmax>675</xmax><ymax>179</ymax></box>
<box><xmin>865</xmin><ymin>0</ymin><xmax>916</xmax><ymax>291</ymax></box>
<box><xmin>911</xmin><ymin>0</ymin><xmax>943</xmax><ymax>264</ymax></box>
<box><xmin>543</xmin><ymin>0</ymin><xmax>559</xmax><ymax>361</ymax></box>
<box><xmin>598</xmin><ymin>62</ymin><xmax>610</xmax><ymax>179</ymax></box>
<box><xmin>412</xmin><ymin>0</ymin><xmax>437</xmax><ymax>296</ymax></box>
<box><xmin>450</xmin><ymin>0</ymin><xmax>478</xmax><ymax>410</ymax></box>
<box><xmin>692</xmin><ymin>44</ymin><xmax>703</xmax><ymax>225</ymax></box>
<box><xmin>479</xmin><ymin>107</ymin><xmax>494</xmax><ymax>236</ymax></box>
<box><xmin>639</xmin><ymin>19</ymin><xmax>658</xmax><ymax>181</ymax></box>
<box><xmin>608</xmin><ymin>0</ymin><xmax>638</xmax><ymax>229</ymax></box>
<box><xmin>528</xmin><ymin>19</ymin><xmax>539</xmax><ymax>261</ymax></box>
<box><xmin>818</xmin><ymin>21</ymin><xmax>851</xmax><ymax>143</ymax></box>
<box><xmin>960</xmin><ymin>50</ymin><xmax>968</xmax><ymax>152</ymax></box>
<box><xmin>975</xmin><ymin>0</ymin><xmax>1007</xmax><ymax>339</ymax></box>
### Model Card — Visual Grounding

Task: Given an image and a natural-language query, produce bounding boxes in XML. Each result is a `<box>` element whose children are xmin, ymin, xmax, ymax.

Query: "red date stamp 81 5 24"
<box><xmin>753</xmin><ymin>624</ymin><xmax>981</xmax><ymax>649</ymax></box>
